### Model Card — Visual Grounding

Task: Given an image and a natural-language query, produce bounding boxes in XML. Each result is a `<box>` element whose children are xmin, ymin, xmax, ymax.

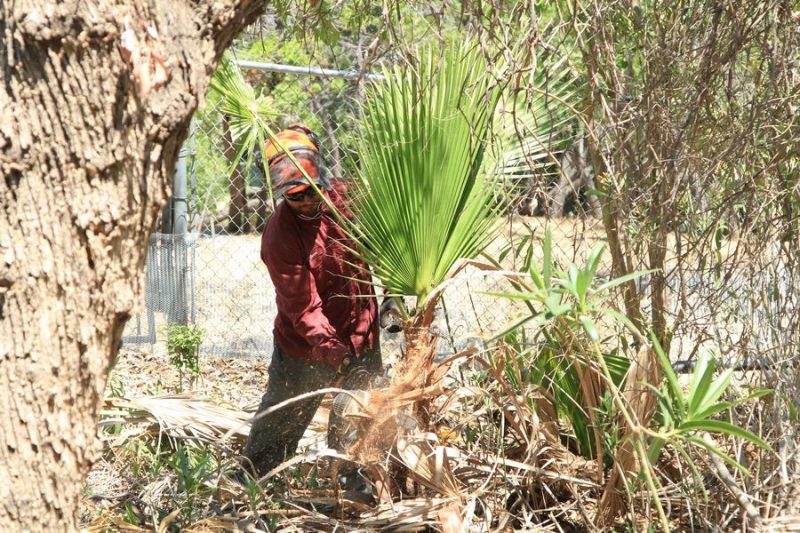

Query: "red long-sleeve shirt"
<box><xmin>261</xmin><ymin>181</ymin><xmax>378</xmax><ymax>369</ymax></box>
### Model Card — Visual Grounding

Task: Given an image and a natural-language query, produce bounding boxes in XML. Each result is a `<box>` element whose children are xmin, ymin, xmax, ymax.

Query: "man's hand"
<box><xmin>379</xmin><ymin>297</ymin><xmax>403</xmax><ymax>333</ymax></box>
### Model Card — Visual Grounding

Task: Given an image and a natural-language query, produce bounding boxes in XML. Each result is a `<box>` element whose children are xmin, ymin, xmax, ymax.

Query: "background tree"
<box><xmin>0</xmin><ymin>1</ymin><xmax>268</xmax><ymax>529</ymax></box>
<box><xmin>570</xmin><ymin>0</ymin><xmax>800</xmax><ymax>523</ymax></box>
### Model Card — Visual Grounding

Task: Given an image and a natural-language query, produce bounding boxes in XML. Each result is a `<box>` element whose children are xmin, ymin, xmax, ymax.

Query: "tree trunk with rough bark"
<box><xmin>0</xmin><ymin>1</ymin><xmax>265</xmax><ymax>529</ymax></box>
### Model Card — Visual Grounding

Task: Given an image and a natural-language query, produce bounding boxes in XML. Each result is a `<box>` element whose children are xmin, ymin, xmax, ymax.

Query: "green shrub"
<box><xmin>164</xmin><ymin>324</ymin><xmax>205</xmax><ymax>391</ymax></box>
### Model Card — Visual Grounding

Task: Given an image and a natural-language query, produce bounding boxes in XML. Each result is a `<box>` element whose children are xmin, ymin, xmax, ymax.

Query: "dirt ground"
<box><xmin>107</xmin><ymin>347</ymin><xmax>270</xmax><ymax>409</ymax></box>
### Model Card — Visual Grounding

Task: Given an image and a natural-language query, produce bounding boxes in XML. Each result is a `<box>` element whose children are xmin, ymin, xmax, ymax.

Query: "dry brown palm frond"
<box><xmin>453</xmin><ymin>449</ymin><xmax>600</xmax><ymax>490</ymax></box>
<box><xmin>101</xmin><ymin>395</ymin><xmax>252</xmax><ymax>447</ymax></box>
<box><xmin>396</xmin><ymin>433</ymin><xmax>460</xmax><ymax>498</ymax></box>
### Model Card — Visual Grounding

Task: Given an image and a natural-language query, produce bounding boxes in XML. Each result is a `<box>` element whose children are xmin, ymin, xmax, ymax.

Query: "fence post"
<box><xmin>170</xmin><ymin>145</ymin><xmax>189</xmax><ymax>325</ymax></box>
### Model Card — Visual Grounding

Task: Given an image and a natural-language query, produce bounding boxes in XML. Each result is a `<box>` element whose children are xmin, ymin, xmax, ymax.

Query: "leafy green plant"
<box><xmin>648</xmin><ymin>342</ymin><xmax>772</xmax><ymax>473</ymax></box>
<box><xmin>347</xmin><ymin>44</ymin><xmax>504</xmax><ymax>307</ymax></box>
<box><xmin>209</xmin><ymin>54</ymin><xmax>277</xmax><ymax>204</ymax></box>
<box><xmin>491</xmin><ymin>229</ymin><xmax>774</xmax><ymax>530</ymax></box>
<box><xmin>166</xmin><ymin>442</ymin><xmax>218</xmax><ymax>527</ymax></box>
<box><xmin>490</xmin><ymin>229</ymin><xmax>646</xmax><ymax>463</ymax></box>
<box><xmin>164</xmin><ymin>324</ymin><xmax>205</xmax><ymax>391</ymax></box>
<box><xmin>108</xmin><ymin>433</ymin><xmax>225</xmax><ymax>529</ymax></box>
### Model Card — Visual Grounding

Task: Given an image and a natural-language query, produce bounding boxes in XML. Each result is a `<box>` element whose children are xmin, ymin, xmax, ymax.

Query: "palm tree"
<box><xmin>345</xmin><ymin>45</ymin><xmax>584</xmax><ymax>399</ymax></box>
<box><xmin>343</xmin><ymin>44</ymin><xmax>506</xmax><ymax>400</ymax></box>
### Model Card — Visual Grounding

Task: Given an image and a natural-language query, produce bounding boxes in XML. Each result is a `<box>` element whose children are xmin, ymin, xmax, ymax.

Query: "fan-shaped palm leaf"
<box><xmin>487</xmin><ymin>56</ymin><xmax>582</xmax><ymax>204</ymax></box>
<box><xmin>346</xmin><ymin>44</ymin><xmax>504</xmax><ymax>308</ymax></box>
<box><xmin>209</xmin><ymin>54</ymin><xmax>277</xmax><ymax>203</ymax></box>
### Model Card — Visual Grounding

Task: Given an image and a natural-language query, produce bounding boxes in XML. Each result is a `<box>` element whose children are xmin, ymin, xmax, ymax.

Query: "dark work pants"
<box><xmin>242</xmin><ymin>342</ymin><xmax>381</xmax><ymax>477</ymax></box>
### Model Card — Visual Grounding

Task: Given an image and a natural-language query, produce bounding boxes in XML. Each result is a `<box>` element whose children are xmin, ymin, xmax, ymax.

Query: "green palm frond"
<box><xmin>487</xmin><ymin>56</ymin><xmax>582</xmax><ymax>199</ymax></box>
<box><xmin>347</xmin><ymin>44</ymin><xmax>504</xmax><ymax>307</ymax></box>
<box><xmin>210</xmin><ymin>54</ymin><xmax>276</xmax><ymax>202</ymax></box>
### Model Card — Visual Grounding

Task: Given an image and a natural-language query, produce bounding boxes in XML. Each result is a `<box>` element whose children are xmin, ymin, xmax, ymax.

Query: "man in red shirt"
<box><xmin>242</xmin><ymin>125</ymin><xmax>382</xmax><ymax>477</ymax></box>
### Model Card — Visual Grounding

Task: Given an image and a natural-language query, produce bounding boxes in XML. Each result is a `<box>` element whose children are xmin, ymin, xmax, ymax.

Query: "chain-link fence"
<box><xmin>120</xmin><ymin>60</ymin><xmax>597</xmax><ymax>360</ymax></box>
<box><xmin>122</xmin><ymin>60</ymin><xmax>799</xmax><ymax>371</ymax></box>
<box><xmin>124</xmin><ymin>62</ymin><xmax>358</xmax><ymax>358</ymax></box>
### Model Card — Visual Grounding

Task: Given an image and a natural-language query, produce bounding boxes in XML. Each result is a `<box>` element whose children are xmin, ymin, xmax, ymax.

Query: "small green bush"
<box><xmin>164</xmin><ymin>324</ymin><xmax>205</xmax><ymax>391</ymax></box>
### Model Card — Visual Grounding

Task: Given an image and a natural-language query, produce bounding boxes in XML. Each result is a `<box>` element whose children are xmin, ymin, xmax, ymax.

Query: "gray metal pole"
<box><xmin>187</xmin><ymin>121</ymin><xmax>197</xmax><ymax>326</ymax></box>
<box><xmin>173</xmin><ymin>147</ymin><xmax>188</xmax><ymax>235</ymax></box>
<box><xmin>235</xmin><ymin>59</ymin><xmax>385</xmax><ymax>81</ymax></box>
<box><xmin>171</xmin><ymin>146</ymin><xmax>189</xmax><ymax>325</ymax></box>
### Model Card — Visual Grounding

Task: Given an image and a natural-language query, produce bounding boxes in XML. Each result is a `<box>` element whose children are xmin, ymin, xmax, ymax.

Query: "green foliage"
<box><xmin>203</xmin><ymin>37</ymin><xmax>366</xmax><ymax>212</ymax></box>
<box><xmin>238</xmin><ymin>36</ymin><xmax>328</xmax><ymax>133</ymax></box>
<box><xmin>491</xmin><ymin>229</ymin><xmax>646</xmax><ymax>461</ymax></box>
<box><xmin>164</xmin><ymin>324</ymin><xmax>205</xmax><ymax>390</ymax></box>
<box><xmin>649</xmin><ymin>342</ymin><xmax>772</xmax><ymax>474</ymax></box>
<box><xmin>210</xmin><ymin>54</ymin><xmax>276</xmax><ymax>203</ymax></box>
<box><xmin>346</xmin><ymin>43</ymin><xmax>504</xmax><ymax>306</ymax></box>
<box><xmin>167</xmin><ymin>443</ymin><xmax>216</xmax><ymax>526</ymax></box>
<box><xmin>110</xmin><ymin>435</ymin><xmax>223</xmax><ymax>530</ymax></box>
<box><xmin>492</xmin><ymin>228</ymin><xmax>772</xmax><ymax>476</ymax></box>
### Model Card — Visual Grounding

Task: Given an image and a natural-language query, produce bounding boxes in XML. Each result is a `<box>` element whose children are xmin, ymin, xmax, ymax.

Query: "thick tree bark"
<box><xmin>0</xmin><ymin>1</ymin><xmax>265</xmax><ymax>529</ymax></box>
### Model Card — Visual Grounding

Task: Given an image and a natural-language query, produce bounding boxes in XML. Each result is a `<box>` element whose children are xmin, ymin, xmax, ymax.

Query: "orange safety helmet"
<box><xmin>264</xmin><ymin>124</ymin><xmax>321</xmax><ymax>167</ymax></box>
<box><xmin>265</xmin><ymin>125</ymin><xmax>330</xmax><ymax>198</ymax></box>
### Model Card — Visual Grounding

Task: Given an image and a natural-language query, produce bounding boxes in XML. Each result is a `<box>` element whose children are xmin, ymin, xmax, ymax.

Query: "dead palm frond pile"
<box><xmin>101</xmin><ymin>395</ymin><xmax>252</xmax><ymax>448</ymax></box>
<box><xmin>93</xmin><ymin>347</ymin><xmax>606</xmax><ymax>530</ymax></box>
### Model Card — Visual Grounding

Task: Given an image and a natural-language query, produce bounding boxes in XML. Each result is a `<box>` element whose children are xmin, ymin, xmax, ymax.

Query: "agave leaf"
<box><xmin>672</xmin><ymin>441</ymin><xmax>710</xmax><ymax>503</ymax></box>
<box><xmin>678</xmin><ymin>420</ymin><xmax>771</xmax><ymax>450</ymax></box>
<box><xmin>647</xmin><ymin>383</ymin><xmax>676</xmax><ymax>430</ymax></box>
<box><xmin>683</xmin><ymin>434</ymin><xmax>752</xmax><ymax>475</ymax></box>
<box><xmin>688</xmin><ymin>353</ymin><xmax>717</xmax><ymax>417</ymax></box>
<box><xmin>542</xmin><ymin>229</ymin><xmax>553</xmax><ymax>289</ymax></box>
<box><xmin>579</xmin><ymin>315</ymin><xmax>599</xmax><ymax>342</ymax></box>
<box><xmin>598</xmin><ymin>307</ymin><xmax>642</xmax><ymax>337</ymax></box>
<box><xmin>595</xmin><ymin>269</ymin><xmax>654</xmax><ymax>293</ymax></box>
<box><xmin>585</xmin><ymin>243</ymin><xmax>605</xmax><ymax>281</ymax></box>
<box><xmin>691</xmin><ymin>368</ymin><xmax>734</xmax><ymax>418</ymax></box>
<box><xmin>692</xmin><ymin>401</ymin><xmax>733</xmax><ymax>422</ymax></box>
<box><xmin>651</xmin><ymin>332</ymin><xmax>685</xmax><ymax>415</ymax></box>
<box><xmin>566</xmin><ymin>264</ymin><xmax>580</xmax><ymax>297</ymax></box>
<box><xmin>544</xmin><ymin>299</ymin><xmax>572</xmax><ymax>318</ymax></box>
<box><xmin>689</xmin><ymin>388</ymin><xmax>774</xmax><ymax>423</ymax></box>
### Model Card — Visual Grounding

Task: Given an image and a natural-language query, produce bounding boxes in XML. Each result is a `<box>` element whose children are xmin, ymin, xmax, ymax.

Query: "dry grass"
<box><xmin>85</xmin><ymin>338</ymin><xmax>799</xmax><ymax>532</ymax></box>
<box><xmin>99</xmin><ymin>217</ymin><xmax>800</xmax><ymax>531</ymax></box>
